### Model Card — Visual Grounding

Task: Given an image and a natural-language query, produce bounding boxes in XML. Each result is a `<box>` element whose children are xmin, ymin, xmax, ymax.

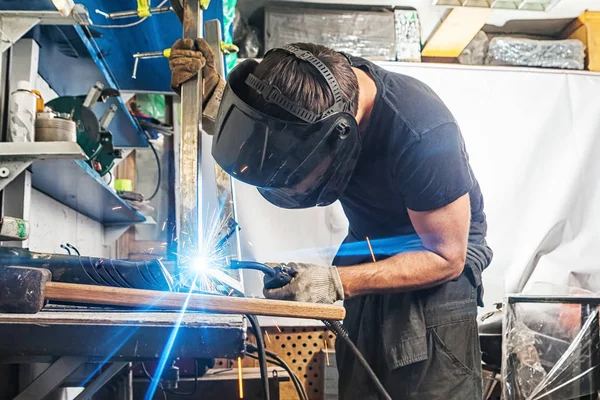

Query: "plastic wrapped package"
<box><xmin>265</xmin><ymin>6</ymin><xmax>396</xmax><ymax>60</ymax></box>
<box><xmin>394</xmin><ymin>10</ymin><xmax>421</xmax><ymax>62</ymax></box>
<box><xmin>486</xmin><ymin>37</ymin><xmax>586</xmax><ymax>70</ymax></box>
<box><xmin>503</xmin><ymin>295</ymin><xmax>600</xmax><ymax>400</ymax></box>
<box><xmin>458</xmin><ymin>30</ymin><xmax>489</xmax><ymax>65</ymax></box>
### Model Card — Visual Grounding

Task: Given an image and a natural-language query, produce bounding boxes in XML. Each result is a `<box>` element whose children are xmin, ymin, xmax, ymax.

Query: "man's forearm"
<box><xmin>337</xmin><ymin>250</ymin><xmax>465</xmax><ymax>298</ymax></box>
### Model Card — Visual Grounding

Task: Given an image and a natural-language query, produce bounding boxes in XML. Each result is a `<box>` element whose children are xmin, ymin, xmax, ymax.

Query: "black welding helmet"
<box><xmin>212</xmin><ymin>45</ymin><xmax>361</xmax><ymax>209</ymax></box>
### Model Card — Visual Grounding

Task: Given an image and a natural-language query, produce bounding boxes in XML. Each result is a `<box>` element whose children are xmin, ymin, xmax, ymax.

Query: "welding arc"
<box><xmin>245</xmin><ymin>345</ymin><xmax>308</xmax><ymax>400</ymax></box>
<box><xmin>323</xmin><ymin>320</ymin><xmax>392</xmax><ymax>400</ymax></box>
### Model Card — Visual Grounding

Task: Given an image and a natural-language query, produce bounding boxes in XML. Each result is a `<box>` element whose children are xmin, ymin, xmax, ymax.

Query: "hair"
<box><xmin>249</xmin><ymin>43</ymin><xmax>359</xmax><ymax>120</ymax></box>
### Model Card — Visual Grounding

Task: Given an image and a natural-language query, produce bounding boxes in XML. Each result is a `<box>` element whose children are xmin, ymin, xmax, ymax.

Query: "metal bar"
<box><xmin>74</xmin><ymin>362</ymin><xmax>128</xmax><ymax>400</ymax></box>
<box><xmin>108</xmin><ymin>6</ymin><xmax>172</xmax><ymax>19</ymax></box>
<box><xmin>14</xmin><ymin>356</ymin><xmax>86</xmax><ymax>400</ymax></box>
<box><xmin>508</xmin><ymin>296</ymin><xmax>600</xmax><ymax>305</ymax></box>
<box><xmin>204</xmin><ymin>19</ymin><xmax>243</xmax><ymax>289</ymax></box>
<box><xmin>177</xmin><ymin>0</ymin><xmax>203</xmax><ymax>261</ymax></box>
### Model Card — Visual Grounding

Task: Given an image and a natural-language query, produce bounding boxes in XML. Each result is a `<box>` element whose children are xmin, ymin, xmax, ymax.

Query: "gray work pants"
<box><xmin>335</xmin><ymin>272</ymin><xmax>483</xmax><ymax>400</ymax></box>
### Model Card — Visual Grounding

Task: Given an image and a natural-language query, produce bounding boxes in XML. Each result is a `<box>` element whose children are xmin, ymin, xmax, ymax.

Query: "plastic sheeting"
<box><xmin>232</xmin><ymin>62</ymin><xmax>600</xmax><ymax>312</ymax></box>
<box><xmin>503</xmin><ymin>293</ymin><xmax>600</xmax><ymax>399</ymax></box>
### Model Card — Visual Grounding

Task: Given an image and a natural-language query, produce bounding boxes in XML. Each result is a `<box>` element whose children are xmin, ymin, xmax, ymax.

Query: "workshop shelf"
<box><xmin>30</xmin><ymin>159</ymin><xmax>146</xmax><ymax>225</ymax></box>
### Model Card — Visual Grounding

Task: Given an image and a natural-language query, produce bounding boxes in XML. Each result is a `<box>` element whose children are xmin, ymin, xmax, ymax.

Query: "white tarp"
<box><xmin>233</xmin><ymin>62</ymin><xmax>600</xmax><ymax>312</ymax></box>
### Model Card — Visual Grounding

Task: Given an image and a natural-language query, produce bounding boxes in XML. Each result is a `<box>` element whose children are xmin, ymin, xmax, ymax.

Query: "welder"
<box><xmin>169</xmin><ymin>38</ymin><xmax>493</xmax><ymax>399</ymax></box>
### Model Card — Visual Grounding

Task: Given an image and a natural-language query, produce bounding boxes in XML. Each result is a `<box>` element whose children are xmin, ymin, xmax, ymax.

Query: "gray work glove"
<box><xmin>168</xmin><ymin>38</ymin><xmax>225</xmax><ymax>135</ymax></box>
<box><xmin>263</xmin><ymin>262</ymin><xmax>344</xmax><ymax>304</ymax></box>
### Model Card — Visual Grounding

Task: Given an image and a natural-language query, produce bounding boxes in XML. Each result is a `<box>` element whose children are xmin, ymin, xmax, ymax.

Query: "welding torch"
<box><xmin>228</xmin><ymin>260</ymin><xmax>297</xmax><ymax>290</ymax></box>
<box><xmin>227</xmin><ymin>259</ymin><xmax>392</xmax><ymax>400</ymax></box>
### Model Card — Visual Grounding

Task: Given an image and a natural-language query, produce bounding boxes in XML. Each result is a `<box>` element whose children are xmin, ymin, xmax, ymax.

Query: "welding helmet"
<box><xmin>211</xmin><ymin>45</ymin><xmax>361</xmax><ymax>209</ymax></box>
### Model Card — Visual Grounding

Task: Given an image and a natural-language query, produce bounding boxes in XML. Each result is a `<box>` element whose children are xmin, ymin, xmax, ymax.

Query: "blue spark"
<box><xmin>144</xmin><ymin>278</ymin><xmax>197</xmax><ymax>400</ymax></box>
<box><xmin>78</xmin><ymin>290</ymin><xmax>171</xmax><ymax>387</ymax></box>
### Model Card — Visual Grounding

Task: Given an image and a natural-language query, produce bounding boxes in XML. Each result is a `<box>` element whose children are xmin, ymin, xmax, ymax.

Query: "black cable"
<box><xmin>245</xmin><ymin>346</ymin><xmax>308</xmax><ymax>400</ymax></box>
<box><xmin>262</xmin><ymin>349</ymin><xmax>308</xmax><ymax>400</ymax></box>
<box><xmin>107</xmin><ymin>170</ymin><xmax>113</xmax><ymax>185</ymax></box>
<box><xmin>322</xmin><ymin>320</ymin><xmax>392</xmax><ymax>400</ymax></box>
<box><xmin>147</xmin><ymin>140</ymin><xmax>161</xmax><ymax>201</ymax></box>
<box><xmin>246</xmin><ymin>314</ymin><xmax>270</xmax><ymax>400</ymax></box>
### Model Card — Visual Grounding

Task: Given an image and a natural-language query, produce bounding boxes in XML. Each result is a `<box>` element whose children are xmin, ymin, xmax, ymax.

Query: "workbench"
<box><xmin>0</xmin><ymin>305</ymin><xmax>246</xmax><ymax>399</ymax></box>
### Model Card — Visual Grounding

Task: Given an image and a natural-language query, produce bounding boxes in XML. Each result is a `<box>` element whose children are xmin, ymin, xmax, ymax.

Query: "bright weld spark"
<box><xmin>265</xmin><ymin>330</ymin><xmax>271</xmax><ymax>344</ymax></box>
<box><xmin>240</xmin><ymin>165</ymin><xmax>249</xmax><ymax>173</ymax></box>
<box><xmin>272</xmin><ymin>319</ymin><xmax>281</xmax><ymax>333</ymax></box>
<box><xmin>237</xmin><ymin>356</ymin><xmax>244</xmax><ymax>398</ymax></box>
<box><xmin>366</xmin><ymin>236</ymin><xmax>376</xmax><ymax>263</ymax></box>
<box><xmin>324</xmin><ymin>340</ymin><xmax>330</xmax><ymax>366</ymax></box>
<box><xmin>162</xmin><ymin>221</ymin><xmax>167</xmax><ymax>231</ymax></box>
<box><xmin>112</xmin><ymin>206</ymin><xmax>122</xmax><ymax>210</ymax></box>
<box><xmin>144</xmin><ymin>277</ymin><xmax>197</xmax><ymax>400</ymax></box>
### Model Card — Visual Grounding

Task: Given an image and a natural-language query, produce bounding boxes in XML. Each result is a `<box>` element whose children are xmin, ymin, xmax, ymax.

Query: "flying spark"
<box><xmin>272</xmin><ymin>319</ymin><xmax>281</xmax><ymax>333</ymax></box>
<box><xmin>237</xmin><ymin>357</ymin><xmax>244</xmax><ymax>398</ymax></box>
<box><xmin>112</xmin><ymin>206</ymin><xmax>122</xmax><ymax>210</ymax></box>
<box><xmin>324</xmin><ymin>339</ymin><xmax>330</xmax><ymax>366</ymax></box>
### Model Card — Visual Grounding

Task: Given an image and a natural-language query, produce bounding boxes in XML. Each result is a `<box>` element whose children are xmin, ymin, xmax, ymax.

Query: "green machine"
<box><xmin>46</xmin><ymin>82</ymin><xmax>122</xmax><ymax>177</ymax></box>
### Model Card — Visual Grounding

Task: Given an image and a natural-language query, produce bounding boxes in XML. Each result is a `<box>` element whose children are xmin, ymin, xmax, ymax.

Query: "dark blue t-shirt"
<box><xmin>334</xmin><ymin>58</ymin><xmax>487</xmax><ymax>266</ymax></box>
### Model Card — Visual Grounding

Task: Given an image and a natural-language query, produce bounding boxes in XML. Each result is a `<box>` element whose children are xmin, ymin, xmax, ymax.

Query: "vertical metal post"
<box><xmin>579</xmin><ymin>305</ymin><xmax>600</xmax><ymax>400</ymax></box>
<box><xmin>204</xmin><ymin>19</ymin><xmax>242</xmax><ymax>283</ymax></box>
<box><xmin>2</xmin><ymin>39</ymin><xmax>38</xmax><ymax>248</ymax></box>
<box><xmin>177</xmin><ymin>1</ymin><xmax>203</xmax><ymax>261</ymax></box>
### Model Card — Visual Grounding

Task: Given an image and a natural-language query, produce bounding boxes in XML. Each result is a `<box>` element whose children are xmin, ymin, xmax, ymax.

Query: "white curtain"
<box><xmin>233</xmin><ymin>63</ymin><xmax>600</xmax><ymax>312</ymax></box>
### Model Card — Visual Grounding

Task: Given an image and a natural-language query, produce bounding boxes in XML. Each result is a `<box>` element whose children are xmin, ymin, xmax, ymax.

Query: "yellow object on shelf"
<box><xmin>137</xmin><ymin>0</ymin><xmax>151</xmax><ymax>17</ymax></box>
<box><xmin>114</xmin><ymin>179</ymin><xmax>133</xmax><ymax>192</ymax></box>
<box><xmin>30</xmin><ymin>90</ymin><xmax>44</xmax><ymax>113</ymax></box>
<box><xmin>562</xmin><ymin>11</ymin><xmax>600</xmax><ymax>72</ymax></box>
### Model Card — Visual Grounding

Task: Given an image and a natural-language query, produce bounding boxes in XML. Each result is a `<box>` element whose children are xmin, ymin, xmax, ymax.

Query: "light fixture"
<box><xmin>432</xmin><ymin>0</ymin><xmax>561</xmax><ymax>12</ymax></box>
<box><xmin>52</xmin><ymin>0</ymin><xmax>75</xmax><ymax>17</ymax></box>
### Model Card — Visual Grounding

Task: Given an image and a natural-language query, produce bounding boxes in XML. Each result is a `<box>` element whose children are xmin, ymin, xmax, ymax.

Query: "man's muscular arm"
<box><xmin>337</xmin><ymin>194</ymin><xmax>470</xmax><ymax>298</ymax></box>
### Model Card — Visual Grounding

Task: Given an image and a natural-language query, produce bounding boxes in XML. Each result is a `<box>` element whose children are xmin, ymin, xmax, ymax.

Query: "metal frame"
<box><xmin>0</xmin><ymin>9</ymin><xmax>90</xmax><ymax>54</ymax></box>
<box><xmin>0</xmin><ymin>142</ymin><xmax>87</xmax><ymax>191</ymax></box>
<box><xmin>506</xmin><ymin>295</ymin><xmax>600</xmax><ymax>400</ymax></box>
<box><xmin>14</xmin><ymin>356</ymin><xmax>87</xmax><ymax>400</ymax></box>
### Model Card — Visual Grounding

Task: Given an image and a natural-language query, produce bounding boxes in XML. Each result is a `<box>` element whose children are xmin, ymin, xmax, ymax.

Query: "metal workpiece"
<box><xmin>176</xmin><ymin>0</ymin><xmax>204</xmax><ymax>260</ymax></box>
<box><xmin>97</xmin><ymin>6</ymin><xmax>172</xmax><ymax>20</ymax></box>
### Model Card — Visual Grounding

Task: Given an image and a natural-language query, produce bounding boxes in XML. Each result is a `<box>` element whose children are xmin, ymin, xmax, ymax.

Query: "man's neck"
<box><xmin>353</xmin><ymin>67</ymin><xmax>378</xmax><ymax>132</ymax></box>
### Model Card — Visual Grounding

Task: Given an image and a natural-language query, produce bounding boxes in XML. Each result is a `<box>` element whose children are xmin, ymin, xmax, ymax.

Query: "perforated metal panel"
<box><xmin>215</xmin><ymin>325</ymin><xmax>336</xmax><ymax>400</ymax></box>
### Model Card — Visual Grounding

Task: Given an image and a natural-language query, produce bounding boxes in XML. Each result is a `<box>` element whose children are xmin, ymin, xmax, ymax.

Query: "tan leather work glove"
<box><xmin>263</xmin><ymin>262</ymin><xmax>344</xmax><ymax>304</ymax></box>
<box><xmin>169</xmin><ymin>38</ymin><xmax>225</xmax><ymax>134</ymax></box>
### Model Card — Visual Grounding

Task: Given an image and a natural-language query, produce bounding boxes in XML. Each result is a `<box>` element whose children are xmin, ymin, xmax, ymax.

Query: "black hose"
<box><xmin>147</xmin><ymin>140</ymin><xmax>162</xmax><ymax>201</ymax></box>
<box><xmin>230</xmin><ymin>260</ymin><xmax>276</xmax><ymax>276</ymax></box>
<box><xmin>322</xmin><ymin>320</ymin><xmax>392</xmax><ymax>400</ymax></box>
<box><xmin>245</xmin><ymin>345</ymin><xmax>308</xmax><ymax>400</ymax></box>
<box><xmin>246</xmin><ymin>315</ymin><xmax>270</xmax><ymax>400</ymax></box>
